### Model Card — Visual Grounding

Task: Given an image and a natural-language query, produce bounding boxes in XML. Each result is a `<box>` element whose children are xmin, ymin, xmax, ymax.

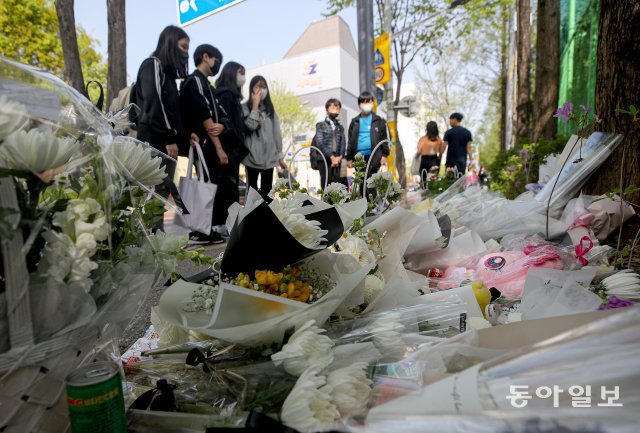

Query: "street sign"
<box><xmin>374</xmin><ymin>33</ymin><xmax>390</xmax><ymax>85</ymax></box>
<box><xmin>177</xmin><ymin>0</ymin><xmax>246</xmax><ymax>26</ymax></box>
<box><xmin>396</xmin><ymin>95</ymin><xmax>419</xmax><ymax>118</ymax></box>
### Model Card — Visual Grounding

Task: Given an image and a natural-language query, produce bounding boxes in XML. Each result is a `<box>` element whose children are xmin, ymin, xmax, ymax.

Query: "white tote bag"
<box><xmin>410</xmin><ymin>151</ymin><xmax>421</xmax><ymax>176</ymax></box>
<box><xmin>175</xmin><ymin>142</ymin><xmax>217</xmax><ymax>235</ymax></box>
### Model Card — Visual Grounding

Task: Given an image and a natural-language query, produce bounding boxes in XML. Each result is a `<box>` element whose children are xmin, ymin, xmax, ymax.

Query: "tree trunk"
<box><xmin>585</xmin><ymin>1</ymin><xmax>640</xmax><ymax>204</ymax></box>
<box><xmin>54</xmin><ymin>0</ymin><xmax>86</xmax><ymax>95</ymax></box>
<box><xmin>499</xmin><ymin>2</ymin><xmax>509</xmax><ymax>151</ymax></box>
<box><xmin>393</xmin><ymin>70</ymin><xmax>406</xmax><ymax>188</ymax></box>
<box><xmin>532</xmin><ymin>0</ymin><xmax>560</xmax><ymax>142</ymax></box>
<box><xmin>515</xmin><ymin>0</ymin><xmax>532</xmax><ymax>141</ymax></box>
<box><xmin>107</xmin><ymin>0</ymin><xmax>127</xmax><ymax>109</ymax></box>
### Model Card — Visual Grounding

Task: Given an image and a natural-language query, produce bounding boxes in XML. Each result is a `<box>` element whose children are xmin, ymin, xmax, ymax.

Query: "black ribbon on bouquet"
<box><xmin>219</xmin><ymin>195</ymin><xmax>344</xmax><ymax>276</ymax></box>
<box><xmin>129</xmin><ymin>379</ymin><xmax>177</xmax><ymax>411</ymax></box>
<box><xmin>205</xmin><ymin>410</ymin><xmax>345</xmax><ymax>433</ymax></box>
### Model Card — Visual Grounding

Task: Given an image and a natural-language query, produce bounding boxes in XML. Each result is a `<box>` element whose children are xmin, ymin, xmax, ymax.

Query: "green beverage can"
<box><xmin>66</xmin><ymin>362</ymin><xmax>127</xmax><ymax>433</ymax></box>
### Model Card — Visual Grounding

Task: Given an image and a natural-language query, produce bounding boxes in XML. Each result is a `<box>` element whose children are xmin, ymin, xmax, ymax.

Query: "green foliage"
<box><xmin>269</xmin><ymin>81</ymin><xmax>316</xmax><ymax>147</ymax></box>
<box><xmin>0</xmin><ymin>0</ymin><xmax>107</xmax><ymax>100</ymax></box>
<box><xmin>487</xmin><ymin>136</ymin><xmax>568</xmax><ymax>199</ymax></box>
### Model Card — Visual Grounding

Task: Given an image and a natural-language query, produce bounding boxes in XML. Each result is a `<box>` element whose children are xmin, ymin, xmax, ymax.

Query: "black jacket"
<box><xmin>346</xmin><ymin>113</ymin><xmax>390</xmax><ymax>171</ymax></box>
<box><xmin>179</xmin><ymin>70</ymin><xmax>234</xmax><ymax>156</ymax></box>
<box><xmin>134</xmin><ymin>57</ymin><xmax>181</xmax><ymax>151</ymax></box>
<box><xmin>311</xmin><ymin>118</ymin><xmax>346</xmax><ymax>166</ymax></box>
<box><xmin>215</xmin><ymin>85</ymin><xmax>249</xmax><ymax>162</ymax></box>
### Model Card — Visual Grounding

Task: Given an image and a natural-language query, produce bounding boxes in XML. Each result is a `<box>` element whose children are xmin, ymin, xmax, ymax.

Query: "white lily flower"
<box><xmin>364</xmin><ymin>273</ymin><xmax>385</xmax><ymax>304</ymax></box>
<box><xmin>0</xmin><ymin>96</ymin><xmax>28</xmax><ymax>140</ymax></box>
<box><xmin>326</xmin><ymin>362</ymin><xmax>372</xmax><ymax>416</ymax></box>
<box><xmin>332</xmin><ymin>233</ymin><xmax>376</xmax><ymax>266</ymax></box>
<box><xmin>370</xmin><ymin>318</ymin><xmax>406</xmax><ymax>361</ymax></box>
<box><xmin>269</xmin><ymin>195</ymin><xmax>328</xmax><ymax>249</ymax></box>
<box><xmin>281</xmin><ymin>367</ymin><xmax>339</xmax><ymax>433</ymax></box>
<box><xmin>110</xmin><ymin>136</ymin><xmax>166</xmax><ymax>186</ymax></box>
<box><xmin>0</xmin><ymin>129</ymin><xmax>80</xmax><ymax>173</ymax></box>
<box><xmin>602</xmin><ymin>270</ymin><xmax>640</xmax><ymax>300</ymax></box>
<box><xmin>271</xmin><ymin>320</ymin><xmax>335</xmax><ymax>375</ymax></box>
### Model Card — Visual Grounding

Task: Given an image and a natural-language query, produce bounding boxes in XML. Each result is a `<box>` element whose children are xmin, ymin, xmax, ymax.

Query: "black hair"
<box><xmin>450</xmin><ymin>112</ymin><xmax>464</xmax><ymax>122</ymax></box>
<box><xmin>193</xmin><ymin>44</ymin><xmax>222</xmax><ymax>67</ymax></box>
<box><xmin>325</xmin><ymin>98</ymin><xmax>342</xmax><ymax>110</ymax></box>
<box><xmin>246</xmin><ymin>75</ymin><xmax>275</xmax><ymax>118</ymax></box>
<box><xmin>426</xmin><ymin>121</ymin><xmax>439</xmax><ymax>141</ymax></box>
<box><xmin>216</xmin><ymin>61</ymin><xmax>245</xmax><ymax>96</ymax></box>
<box><xmin>358</xmin><ymin>91</ymin><xmax>375</xmax><ymax>104</ymax></box>
<box><xmin>152</xmin><ymin>25</ymin><xmax>189</xmax><ymax>78</ymax></box>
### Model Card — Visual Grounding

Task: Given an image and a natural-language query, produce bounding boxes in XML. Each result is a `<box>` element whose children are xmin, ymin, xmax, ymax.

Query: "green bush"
<box><xmin>487</xmin><ymin>136</ymin><xmax>568</xmax><ymax>199</ymax></box>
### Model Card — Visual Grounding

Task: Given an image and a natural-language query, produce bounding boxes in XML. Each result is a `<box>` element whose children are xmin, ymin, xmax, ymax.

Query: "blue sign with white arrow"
<box><xmin>177</xmin><ymin>0</ymin><xmax>246</xmax><ymax>26</ymax></box>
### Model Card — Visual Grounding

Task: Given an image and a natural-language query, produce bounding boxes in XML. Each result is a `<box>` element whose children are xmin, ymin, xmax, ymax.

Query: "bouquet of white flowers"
<box><xmin>0</xmin><ymin>58</ymin><xmax>191</xmax><ymax>431</ymax></box>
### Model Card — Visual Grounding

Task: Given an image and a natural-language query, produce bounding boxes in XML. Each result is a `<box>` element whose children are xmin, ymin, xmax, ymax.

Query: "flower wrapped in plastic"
<box><xmin>0</xmin><ymin>58</ymin><xmax>189</xmax><ymax>431</ymax></box>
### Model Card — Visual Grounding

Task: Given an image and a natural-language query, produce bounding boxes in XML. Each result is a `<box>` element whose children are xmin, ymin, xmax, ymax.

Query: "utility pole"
<box><xmin>382</xmin><ymin>0</ymin><xmax>394</xmax><ymax>126</ymax></box>
<box><xmin>356</xmin><ymin>0</ymin><xmax>375</xmax><ymax>94</ymax></box>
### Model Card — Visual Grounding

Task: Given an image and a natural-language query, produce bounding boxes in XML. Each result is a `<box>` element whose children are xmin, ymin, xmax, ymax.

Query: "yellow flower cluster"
<box><xmin>237</xmin><ymin>267</ymin><xmax>311</xmax><ymax>303</ymax></box>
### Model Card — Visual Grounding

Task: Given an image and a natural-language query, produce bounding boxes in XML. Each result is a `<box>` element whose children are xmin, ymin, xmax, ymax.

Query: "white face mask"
<box><xmin>236</xmin><ymin>74</ymin><xmax>246</xmax><ymax>88</ymax></box>
<box><xmin>260</xmin><ymin>88</ymin><xmax>268</xmax><ymax>100</ymax></box>
<box><xmin>360</xmin><ymin>103</ymin><xmax>373</xmax><ymax>114</ymax></box>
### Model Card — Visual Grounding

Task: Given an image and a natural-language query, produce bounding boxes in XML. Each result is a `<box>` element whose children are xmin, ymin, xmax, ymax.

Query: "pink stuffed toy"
<box><xmin>475</xmin><ymin>246</ymin><xmax>564</xmax><ymax>298</ymax></box>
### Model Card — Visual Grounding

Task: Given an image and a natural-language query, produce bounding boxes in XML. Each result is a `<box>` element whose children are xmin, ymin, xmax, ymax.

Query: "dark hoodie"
<box><xmin>215</xmin><ymin>85</ymin><xmax>249</xmax><ymax>162</ymax></box>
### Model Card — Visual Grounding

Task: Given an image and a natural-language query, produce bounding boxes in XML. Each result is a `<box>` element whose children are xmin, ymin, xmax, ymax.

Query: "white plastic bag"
<box><xmin>174</xmin><ymin>142</ymin><xmax>217</xmax><ymax>235</ymax></box>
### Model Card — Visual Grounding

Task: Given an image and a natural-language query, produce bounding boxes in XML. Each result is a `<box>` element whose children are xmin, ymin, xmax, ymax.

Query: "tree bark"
<box><xmin>499</xmin><ymin>2</ymin><xmax>509</xmax><ymax>151</ymax></box>
<box><xmin>54</xmin><ymin>0</ymin><xmax>86</xmax><ymax>95</ymax></box>
<box><xmin>586</xmin><ymin>1</ymin><xmax>640</xmax><ymax>203</ymax></box>
<box><xmin>393</xmin><ymin>69</ymin><xmax>406</xmax><ymax>188</ymax></box>
<box><xmin>532</xmin><ymin>0</ymin><xmax>560</xmax><ymax>142</ymax></box>
<box><xmin>515</xmin><ymin>0</ymin><xmax>532</xmax><ymax>140</ymax></box>
<box><xmin>107</xmin><ymin>0</ymin><xmax>127</xmax><ymax>109</ymax></box>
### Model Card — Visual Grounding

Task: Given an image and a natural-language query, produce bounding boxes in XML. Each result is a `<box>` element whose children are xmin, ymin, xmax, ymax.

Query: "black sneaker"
<box><xmin>208</xmin><ymin>231</ymin><xmax>225</xmax><ymax>245</ymax></box>
<box><xmin>188</xmin><ymin>232</ymin><xmax>212</xmax><ymax>246</ymax></box>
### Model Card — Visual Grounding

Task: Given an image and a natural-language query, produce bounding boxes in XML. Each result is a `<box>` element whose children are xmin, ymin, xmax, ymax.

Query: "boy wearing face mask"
<box><xmin>180</xmin><ymin>44</ymin><xmax>230</xmax><ymax>245</ymax></box>
<box><xmin>346</xmin><ymin>91</ymin><xmax>389</xmax><ymax>176</ymax></box>
<box><xmin>311</xmin><ymin>98</ymin><xmax>347</xmax><ymax>190</ymax></box>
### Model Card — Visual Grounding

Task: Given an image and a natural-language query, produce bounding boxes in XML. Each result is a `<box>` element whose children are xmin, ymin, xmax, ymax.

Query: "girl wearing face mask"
<box><xmin>242</xmin><ymin>75</ymin><xmax>286</xmax><ymax>193</ymax></box>
<box><xmin>346</xmin><ymin>91</ymin><xmax>389</xmax><ymax>178</ymax></box>
<box><xmin>133</xmin><ymin>25</ymin><xmax>193</xmax><ymax>230</ymax></box>
<box><xmin>311</xmin><ymin>98</ymin><xmax>347</xmax><ymax>190</ymax></box>
<box><xmin>215</xmin><ymin>61</ymin><xmax>249</xmax><ymax>170</ymax></box>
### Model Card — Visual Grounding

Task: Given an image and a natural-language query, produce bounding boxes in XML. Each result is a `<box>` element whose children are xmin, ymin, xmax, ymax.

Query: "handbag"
<box><xmin>339</xmin><ymin>158</ymin><xmax>348</xmax><ymax>178</ymax></box>
<box><xmin>410</xmin><ymin>151</ymin><xmax>421</xmax><ymax>176</ymax></box>
<box><xmin>174</xmin><ymin>142</ymin><xmax>218</xmax><ymax>235</ymax></box>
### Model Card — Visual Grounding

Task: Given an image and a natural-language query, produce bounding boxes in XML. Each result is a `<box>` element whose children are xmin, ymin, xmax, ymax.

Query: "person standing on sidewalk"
<box><xmin>311</xmin><ymin>98</ymin><xmax>347</xmax><ymax>190</ymax></box>
<box><xmin>134</xmin><ymin>25</ymin><xmax>196</xmax><ymax>231</ymax></box>
<box><xmin>442</xmin><ymin>112</ymin><xmax>473</xmax><ymax>175</ymax></box>
<box><xmin>180</xmin><ymin>44</ymin><xmax>228</xmax><ymax>245</ymax></box>
<box><xmin>242</xmin><ymin>75</ymin><xmax>286</xmax><ymax>194</ymax></box>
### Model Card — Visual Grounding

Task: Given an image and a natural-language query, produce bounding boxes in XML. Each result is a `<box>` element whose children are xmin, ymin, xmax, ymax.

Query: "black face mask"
<box><xmin>210</xmin><ymin>60</ymin><xmax>221</xmax><ymax>77</ymax></box>
<box><xmin>179</xmin><ymin>50</ymin><xmax>189</xmax><ymax>64</ymax></box>
<box><xmin>328</xmin><ymin>113</ymin><xmax>339</xmax><ymax>120</ymax></box>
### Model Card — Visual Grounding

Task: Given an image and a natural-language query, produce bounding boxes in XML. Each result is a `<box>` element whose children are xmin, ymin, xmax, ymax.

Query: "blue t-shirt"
<box><xmin>443</xmin><ymin>125</ymin><xmax>473</xmax><ymax>163</ymax></box>
<box><xmin>357</xmin><ymin>115</ymin><xmax>372</xmax><ymax>156</ymax></box>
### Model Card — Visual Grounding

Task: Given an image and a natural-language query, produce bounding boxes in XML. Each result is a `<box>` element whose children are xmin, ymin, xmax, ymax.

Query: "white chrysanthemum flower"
<box><xmin>332</xmin><ymin>233</ymin><xmax>376</xmax><ymax>266</ymax></box>
<box><xmin>324</xmin><ymin>182</ymin><xmax>349</xmax><ymax>204</ymax></box>
<box><xmin>364</xmin><ymin>273</ymin><xmax>385</xmax><ymax>304</ymax></box>
<box><xmin>110</xmin><ymin>137</ymin><xmax>166</xmax><ymax>186</ymax></box>
<box><xmin>269</xmin><ymin>177</ymin><xmax>289</xmax><ymax>195</ymax></box>
<box><xmin>370</xmin><ymin>318</ymin><xmax>406</xmax><ymax>361</ymax></box>
<box><xmin>327</xmin><ymin>362</ymin><xmax>373</xmax><ymax>416</ymax></box>
<box><xmin>281</xmin><ymin>368</ymin><xmax>339</xmax><ymax>433</ymax></box>
<box><xmin>269</xmin><ymin>195</ymin><xmax>328</xmax><ymax>249</ymax></box>
<box><xmin>602</xmin><ymin>270</ymin><xmax>640</xmax><ymax>300</ymax></box>
<box><xmin>366</xmin><ymin>172</ymin><xmax>402</xmax><ymax>199</ymax></box>
<box><xmin>271</xmin><ymin>320</ymin><xmax>335</xmax><ymax>376</ymax></box>
<box><xmin>0</xmin><ymin>96</ymin><xmax>28</xmax><ymax>140</ymax></box>
<box><xmin>0</xmin><ymin>129</ymin><xmax>80</xmax><ymax>173</ymax></box>
<box><xmin>52</xmin><ymin>197</ymin><xmax>109</xmax><ymax>242</ymax></box>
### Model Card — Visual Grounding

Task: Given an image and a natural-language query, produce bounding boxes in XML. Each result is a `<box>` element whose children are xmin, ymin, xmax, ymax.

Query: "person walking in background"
<box><xmin>134</xmin><ymin>25</ymin><xmax>195</xmax><ymax>230</ymax></box>
<box><xmin>242</xmin><ymin>75</ymin><xmax>286</xmax><ymax>193</ymax></box>
<box><xmin>442</xmin><ymin>112</ymin><xmax>473</xmax><ymax>175</ymax></box>
<box><xmin>311</xmin><ymin>98</ymin><xmax>347</xmax><ymax>190</ymax></box>
<box><xmin>346</xmin><ymin>91</ymin><xmax>389</xmax><ymax>176</ymax></box>
<box><xmin>179</xmin><ymin>44</ymin><xmax>228</xmax><ymax>245</ymax></box>
<box><xmin>215</xmin><ymin>61</ymin><xmax>249</xmax><ymax>172</ymax></box>
<box><xmin>417</xmin><ymin>121</ymin><xmax>442</xmax><ymax>187</ymax></box>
